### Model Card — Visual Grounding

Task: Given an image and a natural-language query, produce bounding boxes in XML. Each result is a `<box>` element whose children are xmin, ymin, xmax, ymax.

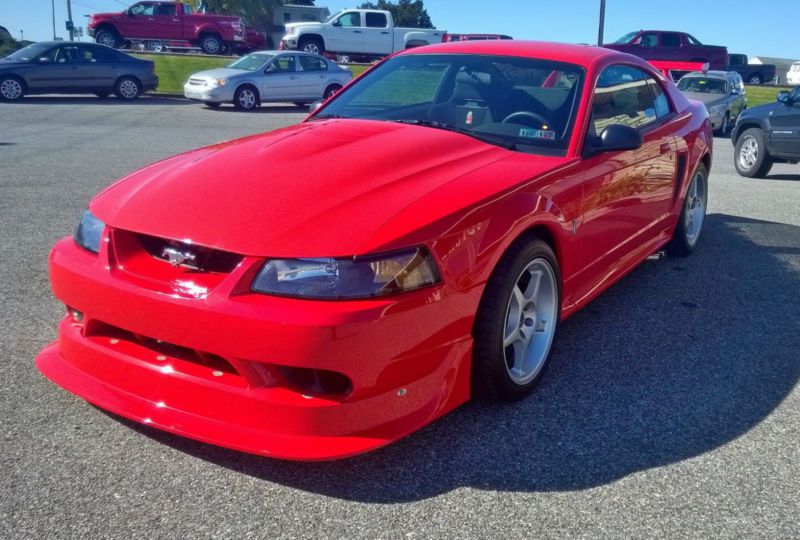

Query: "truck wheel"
<box><xmin>298</xmin><ymin>37</ymin><xmax>324</xmax><ymax>55</ymax></box>
<box><xmin>200</xmin><ymin>34</ymin><xmax>223</xmax><ymax>55</ymax></box>
<box><xmin>0</xmin><ymin>75</ymin><xmax>25</xmax><ymax>101</ymax></box>
<box><xmin>115</xmin><ymin>76</ymin><xmax>141</xmax><ymax>100</ymax></box>
<box><xmin>234</xmin><ymin>85</ymin><xmax>259</xmax><ymax>111</ymax></box>
<box><xmin>145</xmin><ymin>41</ymin><xmax>163</xmax><ymax>53</ymax></box>
<box><xmin>734</xmin><ymin>128</ymin><xmax>773</xmax><ymax>178</ymax></box>
<box><xmin>95</xmin><ymin>29</ymin><xmax>121</xmax><ymax>49</ymax></box>
<box><xmin>748</xmin><ymin>73</ymin><xmax>763</xmax><ymax>85</ymax></box>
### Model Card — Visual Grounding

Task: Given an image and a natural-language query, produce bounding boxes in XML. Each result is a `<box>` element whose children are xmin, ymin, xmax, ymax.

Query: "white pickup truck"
<box><xmin>280</xmin><ymin>9</ymin><xmax>446</xmax><ymax>58</ymax></box>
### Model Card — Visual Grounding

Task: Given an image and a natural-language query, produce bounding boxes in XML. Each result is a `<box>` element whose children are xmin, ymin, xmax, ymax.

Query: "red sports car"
<box><xmin>36</xmin><ymin>41</ymin><xmax>712</xmax><ymax>461</ymax></box>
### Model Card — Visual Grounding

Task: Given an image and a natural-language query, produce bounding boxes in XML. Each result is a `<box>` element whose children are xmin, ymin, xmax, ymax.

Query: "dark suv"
<box><xmin>731</xmin><ymin>87</ymin><xmax>800</xmax><ymax>177</ymax></box>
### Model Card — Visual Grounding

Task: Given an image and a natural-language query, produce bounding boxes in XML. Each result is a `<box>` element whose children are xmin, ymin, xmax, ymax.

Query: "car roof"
<box><xmin>404</xmin><ymin>40</ymin><xmax>622</xmax><ymax>68</ymax></box>
<box><xmin>249</xmin><ymin>50</ymin><xmax>326</xmax><ymax>58</ymax></box>
<box><xmin>683</xmin><ymin>70</ymin><xmax>738</xmax><ymax>79</ymax></box>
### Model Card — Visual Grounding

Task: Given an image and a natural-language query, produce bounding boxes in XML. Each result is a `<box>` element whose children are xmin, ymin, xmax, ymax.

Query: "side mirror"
<box><xmin>332</xmin><ymin>20</ymin><xmax>341</xmax><ymax>27</ymax></box>
<box><xmin>594</xmin><ymin>124</ymin><xmax>643</xmax><ymax>153</ymax></box>
<box><xmin>777</xmin><ymin>91</ymin><xmax>791</xmax><ymax>104</ymax></box>
<box><xmin>265</xmin><ymin>64</ymin><xmax>277</xmax><ymax>73</ymax></box>
<box><xmin>309</xmin><ymin>100</ymin><xmax>324</xmax><ymax>113</ymax></box>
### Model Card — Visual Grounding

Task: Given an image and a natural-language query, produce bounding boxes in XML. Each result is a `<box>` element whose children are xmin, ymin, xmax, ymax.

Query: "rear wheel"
<box><xmin>748</xmin><ymin>73</ymin><xmax>763</xmax><ymax>85</ymax></box>
<box><xmin>323</xmin><ymin>84</ymin><xmax>342</xmax><ymax>99</ymax></box>
<box><xmin>115</xmin><ymin>76</ymin><xmax>141</xmax><ymax>100</ymax></box>
<box><xmin>95</xmin><ymin>29</ymin><xmax>121</xmax><ymax>49</ymax></box>
<box><xmin>0</xmin><ymin>75</ymin><xmax>25</xmax><ymax>101</ymax></box>
<box><xmin>233</xmin><ymin>85</ymin><xmax>258</xmax><ymax>110</ymax></box>
<box><xmin>734</xmin><ymin>128</ymin><xmax>773</xmax><ymax>178</ymax></box>
<box><xmin>668</xmin><ymin>163</ymin><xmax>708</xmax><ymax>256</ymax></box>
<box><xmin>472</xmin><ymin>237</ymin><xmax>560</xmax><ymax>401</ymax></box>
<box><xmin>200</xmin><ymin>34</ymin><xmax>223</xmax><ymax>55</ymax></box>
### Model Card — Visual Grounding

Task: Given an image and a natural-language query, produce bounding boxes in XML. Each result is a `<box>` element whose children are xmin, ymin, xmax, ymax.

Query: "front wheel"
<box><xmin>298</xmin><ymin>37</ymin><xmax>324</xmax><ymax>55</ymax></box>
<box><xmin>472</xmin><ymin>238</ymin><xmax>561</xmax><ymax>401</ymax></box>
<box><xmin>233</xmin><ymin>85</ymin><xmax>258</xmax><ymax>110</ymax></box>
<box><xmin>95</xmin><ymin>29</ymin><xmax>121</xmax><ymax>49</ymax></box>
<box><xmin>667</xmin><ymin>163</ymin><xmax>708</xmax><ymax>256</ymax></box>
<box><xmin>0</xmin><ymin>76</ymin><xmax>25</xmax><ymax>101</ymax></box>
<box><xmin>734</xmin><ymin>128</ymin><xmax>773</xmax><ymax>178</ymax></box>
<box><xmin>115</xmin><ymin>76</ymin><xmax>141</xmax><ymax>100</ymax></box>
<box><xmin>200</xmin><ymin>34</ymin><xmax>223</xmax><ymax>55</ymax></box>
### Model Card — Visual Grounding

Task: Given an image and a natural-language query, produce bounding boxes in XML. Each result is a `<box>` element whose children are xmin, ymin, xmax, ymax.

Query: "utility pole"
<box><xmin>66</xmin><ymin>0</ymin><xmax>75</xmax><ymax>41</ymax></box>
<box><xmin>52</xmin><ymin>0</ymin><xmax>57</xmax><ymax>40</ymax></box>
<box><xmin>597</xmin><ymin>0</ymin><xmax>606</xmax><ymax>46</ymax></box>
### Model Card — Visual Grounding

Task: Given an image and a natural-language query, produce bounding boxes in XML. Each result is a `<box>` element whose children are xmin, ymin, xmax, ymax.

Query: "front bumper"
<box><xmin>36</xmin><ymin>236</ymin><xmax>472</xmax><ymax>460</ymax></box>
<box><xmin>183</xmin><ymin>82</ymin><xmax>233</xmax><ymax>103</ymax></box>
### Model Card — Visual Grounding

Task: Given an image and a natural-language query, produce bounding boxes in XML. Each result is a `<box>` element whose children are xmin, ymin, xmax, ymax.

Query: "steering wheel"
<box><xmin>502</xmin><ymin>111</ymin><xmax>549</xmax><ymax>127</ymax></box>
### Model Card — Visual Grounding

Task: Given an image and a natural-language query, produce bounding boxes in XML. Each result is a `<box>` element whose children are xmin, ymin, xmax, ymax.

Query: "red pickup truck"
<box><xmin>88</xmin><ymin>1</ymin><xmax>252</xmax><ymax>55</ymax></box>
<box><xmin>602</xmin><ymin>30</ymin><xmax>728</xmax><ymax>71</ymax></box>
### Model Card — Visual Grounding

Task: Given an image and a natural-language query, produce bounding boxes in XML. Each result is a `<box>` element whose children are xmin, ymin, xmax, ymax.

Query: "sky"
<box><xmin>2</xmin><ymin>0</ymin><xmax>798</xmax><ymax>61</ymax></box>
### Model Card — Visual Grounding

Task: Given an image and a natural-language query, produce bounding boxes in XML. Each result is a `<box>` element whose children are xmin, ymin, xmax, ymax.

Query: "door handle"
<box><xmin>353</xmin><ymin>30</ymin><xmax>362</xmax><ymax>33</ymax></box>
<box><xmin>381</xmin><ymin>31</ymin><xmax>390</xmax><ymax>34</ymax></box>
<box><xmin>659</xmin><ymin>143</ymin><xmax>671</xmax><ymax>154</ymax></box>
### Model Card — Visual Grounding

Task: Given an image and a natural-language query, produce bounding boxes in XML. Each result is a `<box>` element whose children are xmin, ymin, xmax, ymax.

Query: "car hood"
<box><xmin>285</xmin><ymin>22</ymin><xmax>321</xmax><ymax>33</ymax></box>
<box><xmin>681</xmin><ymin>92</ymin><xmax>727</xmax><ymax>107</ymax></box>
<box><xmin>189</xmin><ymin>67</ymin><xmax>248</xmax><ymax>80</ymax></box>
<box><xmin>91</xmin><ymin>119</ymin><xmax>553</xmax><ymax>257</ymax></box>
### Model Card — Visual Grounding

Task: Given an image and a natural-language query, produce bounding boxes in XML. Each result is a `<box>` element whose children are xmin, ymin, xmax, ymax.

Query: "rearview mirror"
<box><xmin>593</xmin><ymin>124</ymin><xmax>643</xmax><ymax>153</ymax></box>
<box><xmin>777</xmin><ymin>91</ymin><xmax>791</xmax><ymax>104</ymax></box>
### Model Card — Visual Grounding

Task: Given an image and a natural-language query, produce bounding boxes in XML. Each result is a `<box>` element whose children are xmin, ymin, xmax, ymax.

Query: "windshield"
<box><xmin>228</xmin><ymin>53</ymin><xmax>274</xmax><ymax>71</ymax></box>
<box><xmin>677</xmin><ymin>77</ymin><xmax>727</xmax><ymax>94</ymax></box>
<box><xmin>614</xmin><ymin>32</ymin><xmax>640</xmax><ymax>44</ymax></box>
<box><xmin>314</xmin><ymin>53</ymin><xmax>585</xmax><ymax>155</ymax></box>
<box><xmin>5</xmin><ymin>42</ymin><xmax>54</xmax><ymax>62</ymax></box>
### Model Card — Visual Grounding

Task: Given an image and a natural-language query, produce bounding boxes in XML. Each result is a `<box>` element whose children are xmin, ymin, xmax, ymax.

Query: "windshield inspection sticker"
<box><xmin>519</xmin><ymin>128</ymin><xmax>556</xmax><ymax>140</ymax></box>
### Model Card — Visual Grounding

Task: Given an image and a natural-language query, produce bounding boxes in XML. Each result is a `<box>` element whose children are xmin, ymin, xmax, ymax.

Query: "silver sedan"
<box><xmin>184</xmin><ymin>51</ymin><xmax>353</xmax><ymax>110</ymax></box>
<box><xmin>677</xmin><ymin>70</ymin><xmax>747</xmax><ymax>136</ymax></box>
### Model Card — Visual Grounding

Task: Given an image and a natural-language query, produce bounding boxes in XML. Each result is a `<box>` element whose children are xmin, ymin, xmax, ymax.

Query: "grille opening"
<box><xmin>278</xmin><ymin>366</ymin><xmax>353</xmax><ymax>398</ymax></box>
<box><xmin>85</xmin><ymin>320</ymin><xmax>239</xmax><ymax>376</ymax></box>
<box><xmin>136</xmin><ymin>233</ymin><xmax>243</xmax><ymax>273</ymax></box>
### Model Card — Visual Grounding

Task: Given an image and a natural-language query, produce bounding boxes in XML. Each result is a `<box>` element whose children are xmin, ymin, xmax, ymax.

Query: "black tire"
<box><xmin>199</xmin><ymin>34</ymin><xmax>223</xmax><ymax>55</ymax></box>
<box><xmin>734</xmin><ymin>128</ymin><xmax>773</xmax><ymax>178</ymax></box>
<box><xmin>667</xmin><ymin>163</ymin><xmax>708</xmax><ymax>257</ymax></box>
<box><xmin>0</xmin><ymin>75</ymin><xmax>25</xmax><ymax>101</ymax></box>
<box><xmin>95</xmin><ymin>29</ymin><xmax>121</xmax><ymax>49</ymax></box>
<box><xmin>323</xmin><ymin>84</ymin><xmax>342</xmax><ymax>99</ymax></box>
<box><xmin>748</xmin><ymin>74</ymin><xmax>762</xmax><ymax>85</ymax></box>
<box><xmin>298</xmin><ymin>36</ymin><xmax>324</xmax><ymax>55</ymax></box>
<box><xmin>114</xmin><ymin>76</ymin><xmax>141</xmax><ymax>100</ymax></box>
<box><xmin>233</xmin><ymin>85</ymin><xmax>259</xmax><ymax>110</ymax></box>
<box><xmin>472</xmin><ymin>237</ymin><xmax>561</xmax><ymax>401</ymax></box>
<box><xmin>714</xmin><ymin>113</ymin><xmax>730</xmax><ymax>137</ymax></box>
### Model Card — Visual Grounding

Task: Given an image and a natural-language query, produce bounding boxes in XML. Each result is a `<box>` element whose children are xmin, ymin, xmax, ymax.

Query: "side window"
<box><xmin>591</xmin><ymin>65</ymin><xmax>658</xmax><ymax>136</ymax></box>
<box><xmin>272</xmin><ymin>55</ymin><xmax>296</xmax><ymax>72</ymax></box>
<box><xmin>130</xmin><ymin>3</ymin><xmax>155</xmax><ymax>16</ymax></box>
<box><xmin>154</xmin><ymin>3</ymin><xmax>176</xmax><ymax>16</ymax></box>
<box><xmin>299</xmin><ymin>56</ymin><xmax>327</xmax><ymax>72</ymax></box>
<box><xmin>640</xmin><ymin>33</ymin><xmax>658</xmax><ymax>47</ymax></box>
<box><xmin>661</xmin><ymin>33</ymin><xmax>682</xmax><ymax>47</ymax></box>
<box><xmin>54</xmin><ymin>46</ymin><xmax>79</xmax><ymax>63</ymax></box>
<box><xmin>337</xmin><ymin>12</ymin><xmax>361</xmax><ymax>27</ymax></box>
<box><xmin>78</xmin><ymin>46</ymin><xmax>116</xmax><ymax>63</ymax></box>
<box><xmin>646</xmin><ymin>76</ymin><xmax>671</xmax><ymax>118</ymax></box>
<box><xmin>365</xmin><ymin>12</ymin><xmax>388</xmax><ymax>28</ymax></box>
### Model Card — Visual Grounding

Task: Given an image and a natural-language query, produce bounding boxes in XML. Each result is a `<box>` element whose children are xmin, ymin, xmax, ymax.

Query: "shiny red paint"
<box><xmin>36</xmin><ymin>41</ymin><xmax>712</xmax><ymax>460</ymax></box>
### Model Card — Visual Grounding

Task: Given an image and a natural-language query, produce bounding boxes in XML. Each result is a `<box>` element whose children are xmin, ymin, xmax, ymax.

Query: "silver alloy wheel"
<box><xmin>237</xmin><ymin>88</ymin><xmax>256</xmax><ymax>109</ymax></box>
<box><xmin>739</xmin><ymin>136</ymin><xmax>759</xmax><ymax>170</ymax></box>
<box><xmin>97</xmin><ymin>32</ymin><xmax>116</xmax><ymax>48</ymax></box>
<box><xmin>203</xmin><ymin>36</ymin><xmax>221</xmax><ymax>54</ymax></box>
<box><xmin>0</xmin><ymin>79</ymin><xmax>23</xmax><ymax>100</ymax></box>
<box><xmin>684</xmin><ymin>168</ymin><xmax>708</xmax><ymax>246</ymax></box>
<box><xmin>303</xmin><ymin>42</ymin><xmax>320</xmax><ymax>54</ymax></box>
<box><xmin>146</xmin><ymin>41</ymin><xmax>163</xmax><ymax>53</ymax></box>
<box><xmin>502</xmin><ymin>258</ymin><xmax>558</xmax><ymax>386</ymax></box>
<box><xmin>118</xmin><ymin>79</ymin><xmax>139</xmax><ymax>99</ymax></box>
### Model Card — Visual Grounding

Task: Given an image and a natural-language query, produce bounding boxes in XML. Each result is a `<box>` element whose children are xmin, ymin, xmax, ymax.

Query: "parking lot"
<box><xmin>1</xmin><ymin>96</ymin><xmax>799</xmax><ymax>537</ymax></box>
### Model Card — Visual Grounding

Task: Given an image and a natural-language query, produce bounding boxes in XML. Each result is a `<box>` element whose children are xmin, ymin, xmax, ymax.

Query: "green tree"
<box><xmin>357</xmin><ymin>0</ymin><xmax>434</xmax><ymax>28</ymax></box>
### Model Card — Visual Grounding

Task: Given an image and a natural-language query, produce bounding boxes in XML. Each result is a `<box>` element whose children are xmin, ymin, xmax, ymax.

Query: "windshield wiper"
<box><xmin>312</xmin><ymin>113</ymin><xmax>346</xmax><ymax>120</ymax></box>
<box><xmin>391</xmin><ymin>119</ymin><xmax>516</xmax><ymax>150</ymax></box>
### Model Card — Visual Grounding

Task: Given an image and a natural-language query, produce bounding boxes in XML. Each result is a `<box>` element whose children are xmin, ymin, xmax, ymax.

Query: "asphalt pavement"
<box><xmin>1</xmin><ymin>96</ymin><xmax>799</xmax><ymax>538</ymax></box>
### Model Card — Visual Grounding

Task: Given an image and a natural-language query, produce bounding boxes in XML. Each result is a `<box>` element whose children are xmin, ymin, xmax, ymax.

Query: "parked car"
<box><xmin>280</xmin><ymin>9</ymin><xmax>446</xmax><ymax>57</ymax></box>
<box><xmin>0</xmin><ymin>41</ymin><xmax>157</xmax><ymax>101</ymax></box>
<box><xmin>788</xmin><ymin>62</ymin><xmax>800</xmax><ymax>86</ymax></box>
<box><xmin>731</xmin><ymin>86</ymin><xmax>800</xmax><ymax>177</ymax></box>
<box><xmin>727</xmin><ymin>53</ymin><xmax>776</xmax><ymax>85</ymax></box>
<box><xmin>603</xmin><ymin>30</ymin><xmax>728</xmax><ymax>70</ymax></box>
<box><xmin>444</xmin><ymin>34</ymin><xmax>513</xmax><ymax>42</ymax></box>
<box><xmin>183</xmin><ymin>50</ymin><xmax>352</xmax><ymax>110</ymax></box>
<box><xmin>88</xmin><ymin>1</ymin><xmax>246</xmax><ymax>55</ymax></box>
<box><xmin>677</xmin><ymin>70</ymin><xmax>746</xmax><ymax>135</ymax></box>
<box><xmin>36</xmin><ymin>41</ymin><xmax>712</xmax><ymax>461</ymax></box>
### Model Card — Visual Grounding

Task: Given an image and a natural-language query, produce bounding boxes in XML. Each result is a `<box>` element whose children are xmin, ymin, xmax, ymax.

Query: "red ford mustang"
<box><xmin>36</xmin><ymin>41</ymin><xmax>712</xmax><ymax>461</ymax></box>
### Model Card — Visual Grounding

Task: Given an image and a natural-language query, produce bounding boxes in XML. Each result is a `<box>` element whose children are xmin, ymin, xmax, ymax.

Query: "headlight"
<box><xmin>74</xmin><ymin>210</ymin><xmax>105</xmax><ymax>254</ymax></box>
<box><xmin>251</xmin><ymin>247</ymin><xmax>440</xmax><ymax>300</ymax></box>
<box><xmin>208</xmin><ymin>78</ymin><xmax>227</xmax><ymax>87</ymax></box>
